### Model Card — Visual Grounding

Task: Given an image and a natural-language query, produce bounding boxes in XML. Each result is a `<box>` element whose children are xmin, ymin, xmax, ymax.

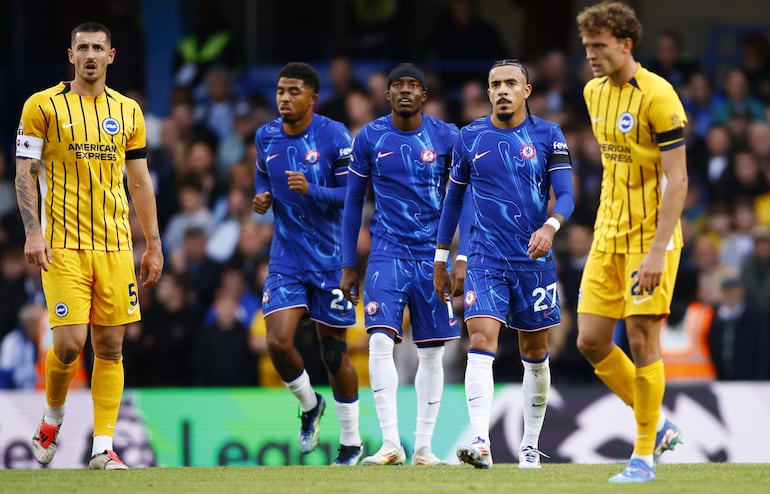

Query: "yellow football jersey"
<box><xmin>583</xmin><ymin>65</ymin><xmax>687</xmax><ymax>253</ymax></box>
<box><xmin>16</xmin><ymin>82</ymin><xmax>146</xmax><ymax>251</ymax></box>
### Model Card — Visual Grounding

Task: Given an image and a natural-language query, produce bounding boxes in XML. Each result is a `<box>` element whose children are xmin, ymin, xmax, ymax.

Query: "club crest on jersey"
<box><xmin>365</xmin><ymin>301</ymin><xmax>380</xmax><ymax>316</ymax></box>
<box><xmin>54</xmin><ymin>302</ymin><xmax>69</xmax><ymax>317</ymax></box>
<box><xmin>519</xmin><ymin>144</ymin><xmax>536</xmax><ymax>160</ymax></box>
<box><xmin>421</xmin><ymin>148</ymin><xmax>437</xmax><ymax>164</ymax></box>
<box><xmin>262</xmin><ymin>289</ymin><xmax>271</xmax><ymax>305</ymax></box>
<box><xmin>464</xmin><ymin>291</ymin><xmax>477</xmax><ymax>306</ymax></box>
<box><xmin>102</xmin><ymin>117</ymin><xmax>120</xmax><ymax>136</ymax></box>
<box><xmin>305</xmin><ymin>149</ymin><xmax>320</xmax><ymax>165</ymax></box>
<box><xmin>617</xmin><ymin>112</ymin><xmax>635</xmax><ymax>133</ymax></box>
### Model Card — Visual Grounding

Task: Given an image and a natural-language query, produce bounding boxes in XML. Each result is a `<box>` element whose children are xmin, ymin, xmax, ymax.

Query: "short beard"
<box><xmin>395</xmin><ymin>107</ymin><xmax>419</xmax><ymax>119</ymax></box>
<box><xmin>496</xmin><ymin>110</ymin><xmax>514</xmax><ymax>122</ymax></box>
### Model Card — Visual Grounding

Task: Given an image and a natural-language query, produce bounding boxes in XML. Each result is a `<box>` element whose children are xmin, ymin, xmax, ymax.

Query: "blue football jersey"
<box><xmin>254</xmin><ymin>114</ymin><xmax>352</xmax><ymax>271</ymax></box>
<box><xmin>343</xmin><ymin>114</ymin><xmax>459</xmax><ymax>264</ymax></box>
<box><xmin>440</xmin><ymin>115</ymin><xmax>572</xmax><ymax>270</ymax></box>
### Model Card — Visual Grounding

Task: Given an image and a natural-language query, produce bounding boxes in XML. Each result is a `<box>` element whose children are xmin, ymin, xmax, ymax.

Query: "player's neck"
<box><xmin>390</xmin><ymin>112</ymin><xmax>423</xmax><ymax>132</ymax></box>
<box><xmin>608</xmin><ymin>57</ymin><xmax>639</xmax><ymax>86</ymax></box>
<box><xmin>283</xmin><ymin>112</ymin><xmax>313</xmax><ymax>136</ymax></box>
<box><xmin>69</xmin><ymin>77</ymin><xmax>106</xmax><ymax>97</ymax></box>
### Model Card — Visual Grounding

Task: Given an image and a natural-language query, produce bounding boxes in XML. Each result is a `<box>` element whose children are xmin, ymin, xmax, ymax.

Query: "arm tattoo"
<box><xmin>15</xmin><ymin>159</ymin><xmax>42</xmax><ymax>235</ymax></box>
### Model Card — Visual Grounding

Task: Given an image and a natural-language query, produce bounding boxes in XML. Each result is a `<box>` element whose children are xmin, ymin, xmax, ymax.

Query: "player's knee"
<box><xmin>320</xmin><ymin>337</ymin><xmax>347</xmax><ymax>374</ymax></box>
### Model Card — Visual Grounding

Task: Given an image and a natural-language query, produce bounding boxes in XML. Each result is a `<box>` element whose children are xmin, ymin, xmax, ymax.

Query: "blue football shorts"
<box><xmin>262</xmin><ymin>265</ymin><xmax>356</xmax><ymax>328</ymax></box>
<box><xmin>363</xmin><ymin>255</ymin><xmax>460</xmax><ymax>344</ymax></box>
<box><xmin>464</xmin><ymin>264</ymin><xmax>561</xmax><ymax>331</ymax></box>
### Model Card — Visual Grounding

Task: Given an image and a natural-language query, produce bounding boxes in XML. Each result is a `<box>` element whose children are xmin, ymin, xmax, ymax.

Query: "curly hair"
<box><xmin>576</xmin><ymin>1</ymin><xmax>643</xmax><ymax>47</ymax></box>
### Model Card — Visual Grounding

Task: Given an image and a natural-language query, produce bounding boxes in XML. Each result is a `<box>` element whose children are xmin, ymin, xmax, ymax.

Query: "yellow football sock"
<box><xmin>91</xmin><ymin>357</ymin><xmax>124</xmax><ymax>437</ymax></box>
<box><xmin>45</xmin><ymin>346</ymin><xmax>79</xmax><ymax>409</ymax></box>
<box><xmin>632</xmin><ymin>359</ymin><xmax>664</xmax><ymax>457</ymax></box>
<box><xmin>592</xmin><ymin>346</ymin><xmax>635</xmax><ymax>407</ymax></box>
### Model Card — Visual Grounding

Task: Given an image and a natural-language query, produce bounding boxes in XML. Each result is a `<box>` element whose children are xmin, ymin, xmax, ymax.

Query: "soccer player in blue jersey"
<box><xmin>340</xmin><ymin>63</ymin><xmax>463</xmax><ymax>466</ymax></box>
<box><xmin>252</xmin><ymin>62</ymin><xmax>362</xmax><ymax>466</ymax></box>
<box><xmin>434</xmin><ymin>59</ymin><xmax>575</xmax><ymax>470</ymax></box>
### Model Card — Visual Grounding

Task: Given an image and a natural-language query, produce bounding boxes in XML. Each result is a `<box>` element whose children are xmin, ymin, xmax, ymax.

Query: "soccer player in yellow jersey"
<box><xmin>15</xmin><ymin>22</ymin><xmax>163</xmax><ymax>470</ymax></box>
<box><xmin>575</xmin><ymin>2</ymin><xmax>687</xmax><ymax>483</ymax></box>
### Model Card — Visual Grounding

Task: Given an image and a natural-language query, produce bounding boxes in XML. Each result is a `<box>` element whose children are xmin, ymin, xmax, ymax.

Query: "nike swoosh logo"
<box><xmin>127</xmin><ymin>306</ymin><xmax>138</xmax><ymax>314</ymax></box>
<box><xmin>377</xmin><ymin>151</ymin><xmax>394</xmax><ymax>159</ymax></box>
<box><xmin>633</xmin><ymin>296</ymin><xmax>652</xmax><ymax>305</ymax></box>
<box><xmin>473</xmin><ymin>150</ymin><xmax>491</xmax><ymax>160</ymax></box>
<box><xmin>372</xmin><ymin>387</ymin><xmax>386</xmax><ymax>393</ymax></box>
<box><xmin>266</xmin><ymin>153</ymin><xmax>280</xmax><ymax>162</ymax></box>
<box><xmin>532</xmin><ymin>403</ymin><xmax>546</xmax><ymax>407</ymax></box>
<box><xmin>106</xmin><ymin>424</ymin><xmax>115</xmax><ymax>429</ymax></box>
<box><xmin>63</xmin><ymin>122</ymin><xmax>80</xmax><ymax>129</ymax></box>
<box><xmin>428</xmin><ymin>400</ymin><xmax>440</xmax><ymax>405</ymax></box>
<box><xmin>468</xmin><ymin>396</ymin><xmax>483</xmax><ymax>402</ymax></box>
<box><xmin>591</xmin><ymin>117</ymin><xmax>602</xmax><ymax>123</ymax></box>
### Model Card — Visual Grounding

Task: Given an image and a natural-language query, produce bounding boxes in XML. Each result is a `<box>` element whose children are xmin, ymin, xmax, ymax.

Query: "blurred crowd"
<box><xmin>2</xmin><ymin>22</ymin><xmax>770</xmax><ymax>389</ymax></box>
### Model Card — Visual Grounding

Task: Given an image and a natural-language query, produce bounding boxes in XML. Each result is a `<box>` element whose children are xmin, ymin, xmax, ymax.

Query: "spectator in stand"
<box><xmin>163</xmin><ymin>177</ymin><xmax>216</xmax><ymax>261</ymax></box>
<box><xmin>127</xmin><ymin>273</ymin><xmax>201</xmax><ymax>387</ymax></box>
<box><xmin>194</xmin><ymin>288</ymin><xmax>257</xmax><ymax>386</ymax></box>
<box><xmin>318</xmin><ymin>56</ymin><xmax>362</xmax><ymax>127</ymax></box>
<box><xmin>740</xmin><ymin>225</ymin><xmax>770</xmax><ymax>314</ymax></box>
<box><xmin>215</xmin><ymin>101</ymin><xmax>259</xmax><ymax>181</ymax></box>
<box><xmin>183</xmin><ymin>139</ymin><xmax>221</xmax><ymax>207</ymax></box>
<box><xmin>702</xmin><ymin>125</ymin><xmax>734</xmax><ymax>202</ymax></box>
<box><xmin>659</xmin><ymin>267</ymin><xmax>716</xmax><ymax>383</ymax></box>
<box><xmin>707</xmin><ymin>276</ymin><xmax>769</xmax><ymax>380</ymax></box>
<box><xmin>537</xmin><ymin>48</ymin><xmax>585</xmax><ymax>119</ymax></box>
<box><xmin>747</xmin><ymin>121</ymin><xmax>770</xmax><ymax>170</ymax></box>
<box><xmin>194</xmin><ymin>65</ymin><xmax>242</xmax><ymax>144</ymax></box>
<box><xmin>726</xmin><ymin>148</ymin><xmax>767</xmax><ymax>201</ymax></box>
<box><xmin>682</xmin><ymin>71</ymin><xmax>723</xmax><ymax>142</ymax></box>
<box><xmin>171</xmin><ymin>227</ymin><xmax>223</xmax><ymax>309</ymax></box>
<box><xmin>711</xmin><ymin>67</ymin><xmax>766</xmax><ymax>126</ymax></box>
<box><xmin>737</xmin><ymin>32</ymin><xmax>770</xmax><ymax>103</ymax></box>
<box><xmin>0</xmin><ymin>303</ymin><xmax>45</xmax><ymax>389</ymax></box>
<box><xmin>691</xmin><ymin>233</ymin><xmax>739</xmax><ymax>306</ymax></box>
<box><xmin>229</xmin><ymin>220</ymin><xmax>272</xmax><ymax>294</ymax></box>
<box><xmin>458</xmin><ymin>79</ymin><xmax>492</xmax><ymax>126</ymax></box>
<box><xmin>203</xmin><ymin>265</ymin><xmax>261</xmax><ymax>327</ymax></box>
<box><xmin>647</xmin><ymin>29</ymin><xmax>701</xmax><ymax>91</ymax></box>
<box><xmin>206</xmin><ymin>187</ymin><xmax>256</xmax><ymax>263</ymax></box>
<box><xmin>344</xmin><ymin>87</ymin><xmax>376</xmax><ymax>137</ymax></box>
<box><xmin>720</xmin><ymin>197</ymin><xmax>758</xmax><ymax>271</ymax></box>
<box><xmin>366</xmin><ymin>71</ymin><xmax>390</xmax><ymax>116</ymax></box>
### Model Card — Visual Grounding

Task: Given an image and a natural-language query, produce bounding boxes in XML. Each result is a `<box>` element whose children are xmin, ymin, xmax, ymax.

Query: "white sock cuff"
<box><xmin>467</xmin><ymin>351</ymin><xmax>495</xmax><ymax>366</ymax></box>
<box><xmin>369</xmin><ymin>331</ymin><xmax>395</xmax><ymax>356</ymax></box>
<box><xmin>417</xmin><ymin>345</ymin><xmax>444</xmax><ymax>362</ymax></box>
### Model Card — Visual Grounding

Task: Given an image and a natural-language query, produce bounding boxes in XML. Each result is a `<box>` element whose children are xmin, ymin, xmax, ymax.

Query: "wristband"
<box><xmin>434</xmin><ymin>249</ymin><xmax>450</xmax><ymax>263</ymax></box>
<box><xmin>545</xmin><ymin>217</ymin><xmax>561</xmax><ymax>232</ymax></box>
<box><xmin>455</xmin><ymin>254</ymin><xmax>468</xmax><ymax>263</ymax></box>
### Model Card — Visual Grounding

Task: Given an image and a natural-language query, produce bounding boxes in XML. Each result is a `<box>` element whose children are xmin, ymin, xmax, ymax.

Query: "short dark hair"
<box><xmin>71</xmin><ymin>22</ymin><xmax>112</xmax><ymax>46</ymax></box>
<box><xmin>491</xmin><ymin>59</ymin><xmax>530</xmax><ymax>83</ymax></box>
<box><xmin>278</xmin><ymin>62</ymin><xmax>320</xmax><ymax>94</ymax></box>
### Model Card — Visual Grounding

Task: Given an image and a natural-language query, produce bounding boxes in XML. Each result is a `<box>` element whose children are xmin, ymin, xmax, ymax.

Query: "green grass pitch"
<box><xmin>2</xmin><ymin>463</ymin><xmax>769</xmax><ymax>494</ymax></box>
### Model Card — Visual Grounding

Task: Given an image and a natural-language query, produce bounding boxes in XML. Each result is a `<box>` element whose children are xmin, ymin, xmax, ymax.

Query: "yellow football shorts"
<box><xmin>42</xmin><ymin>249</ymin><xmax>140</xmax><ymax>328</ymax></box>
<box><xmin>577</xmin><ymin>248</ymin><xmax>681</xmax><ymax>320</ymax></box>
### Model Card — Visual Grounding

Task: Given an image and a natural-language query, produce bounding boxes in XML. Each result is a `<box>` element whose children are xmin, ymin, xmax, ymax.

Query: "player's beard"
<box><xmin>496</xmin><ymin>110</ymin><xmax>515</xmax><ymax>122</ymax></box>
<box><xmin>395</xmin><ymin>107</ymin><xmax>420</xmax><ymax>119</ymax></box>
